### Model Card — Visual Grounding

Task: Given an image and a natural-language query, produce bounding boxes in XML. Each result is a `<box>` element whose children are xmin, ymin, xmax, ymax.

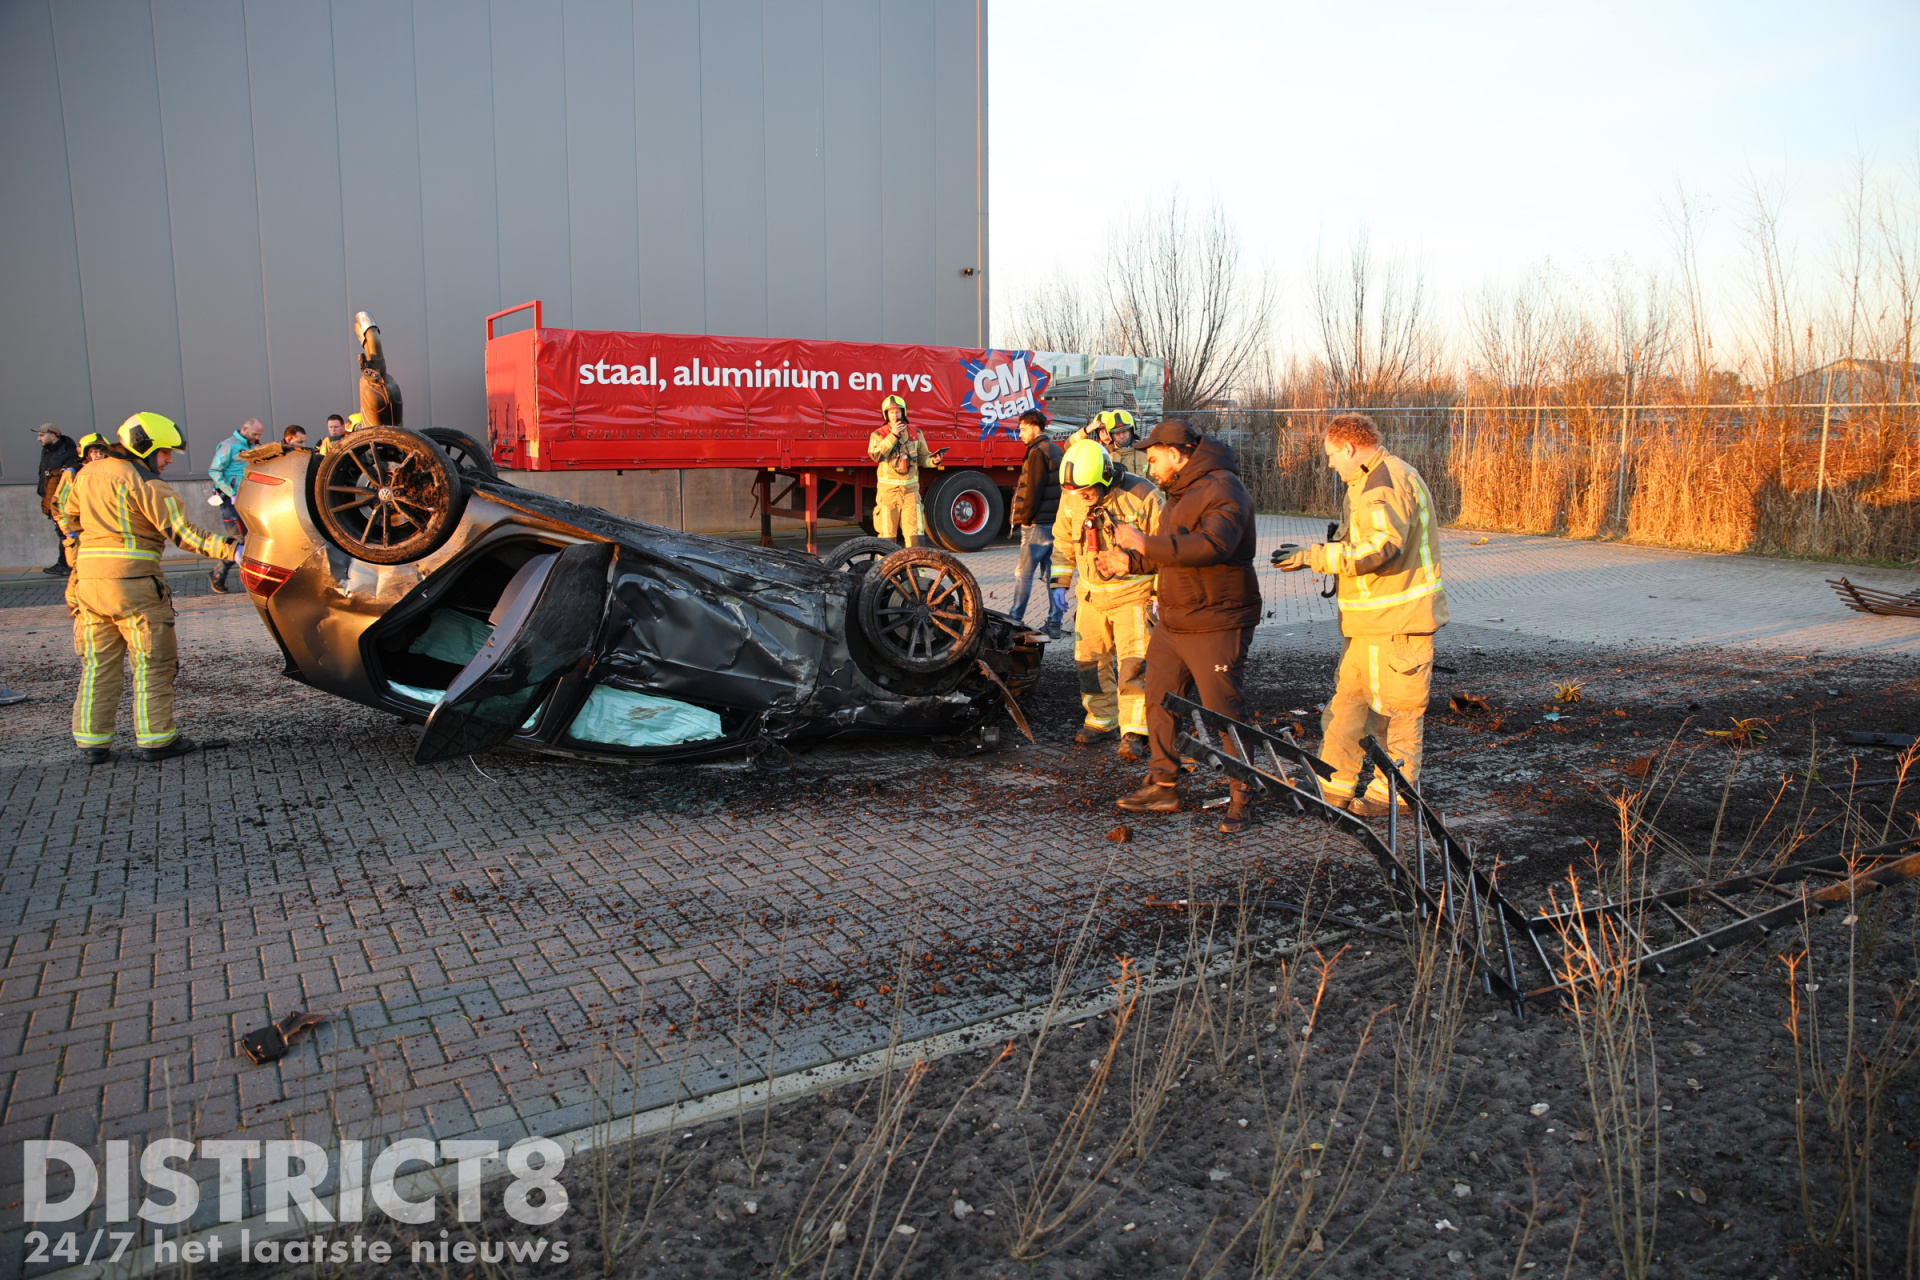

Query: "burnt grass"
<box><xmin>208</xmin><ymin>635</ymin><xmax>1920</xmax><ymax>1279</ymax></box>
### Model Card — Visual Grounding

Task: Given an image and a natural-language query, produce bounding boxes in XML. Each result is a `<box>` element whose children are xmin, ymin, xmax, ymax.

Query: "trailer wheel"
<box><xmin>925</xmin><ymin>470</ymin><xmax>1004</xmax><ymax>553</ymax></box>
<box><xmin>312</xmin><ymin>426</ymin><xmax>467</xmax><ymax>564</ymax></box>
<box><xmin>857</xmin><ymin>548</ymin><xmax>983</xmax><ymax>673</ymax></box>
<box><xmin>422</xmin><ymin>428</ymin><xmax>498</xmax><ymax>482</ymax></box>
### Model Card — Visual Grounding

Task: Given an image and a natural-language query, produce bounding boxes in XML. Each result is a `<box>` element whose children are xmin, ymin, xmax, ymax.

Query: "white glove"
<box><xmin>207</xmin><ymin>493</ymin><xmax>223</xmax><ymax>507</ymax></box>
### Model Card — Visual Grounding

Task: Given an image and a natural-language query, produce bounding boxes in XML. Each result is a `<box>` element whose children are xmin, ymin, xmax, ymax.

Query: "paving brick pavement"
<box><xmin>1</xmin><ymin>523</ymin><xmax>1915</xmax><ymax>1275</ymax></box>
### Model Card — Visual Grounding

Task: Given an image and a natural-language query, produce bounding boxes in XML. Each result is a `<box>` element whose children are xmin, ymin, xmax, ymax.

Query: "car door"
<box><xmin>413</xmin><ymin>541</ymin><xmax>613</xmax><ymax>763</ymax></box>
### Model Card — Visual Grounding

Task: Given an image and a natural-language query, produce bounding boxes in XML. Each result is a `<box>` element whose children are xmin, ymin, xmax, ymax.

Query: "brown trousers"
<box><xmin>1319</xmin><ymin>633</ymin><xmax>1434</xmax><ymax>801</ymax></box>
<box><xmin>70</xmin><ymin>576</ymin><xmax>179</xmax><ymax>748</ymax></box>
<box><xmin>1145</xmin><ymin>625</ymin><xmax>1255</xmax><ymax>795</ymax></box>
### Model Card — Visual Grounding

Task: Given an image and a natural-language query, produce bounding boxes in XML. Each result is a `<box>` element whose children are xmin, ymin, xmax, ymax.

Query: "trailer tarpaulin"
<box><xmin>499</xmin><ymin>328</ymin><xmax>1053</xmax><ymax>470</ymax></box>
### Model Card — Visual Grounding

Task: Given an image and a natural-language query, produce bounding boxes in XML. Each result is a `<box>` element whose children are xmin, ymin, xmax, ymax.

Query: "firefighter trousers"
<box><xmin>872</xmin><ymin>484</ymin><xmax>925</xmax><ymax>541</ymax></box>
<box><xmin>69</xmin><ymin>575</ymin><xmax>180</xmax><ymax>749</ymax></box>
<box><xmin>1075</xmin><ymin>596</ymin><xmax>1152</xmax><ymax>735</ymax></box>
<box><xmin>1319</xmin><ymin>633</ymin><xmax>1433</xmax><ymax>801</ymax></box>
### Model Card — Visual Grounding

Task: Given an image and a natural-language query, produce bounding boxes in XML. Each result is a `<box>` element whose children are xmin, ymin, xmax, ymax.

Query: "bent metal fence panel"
<box><xmin>1163</xmin><ymin>695</ymin><xmax>1920</xmax><ymax>1015</ymax></box>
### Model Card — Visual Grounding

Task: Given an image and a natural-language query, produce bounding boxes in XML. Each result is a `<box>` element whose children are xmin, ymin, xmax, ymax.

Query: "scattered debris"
<box><xmin>1552</xmin><ymin>680</ymin><xmax>1585</xmax><ymax>703</ymax></box>
<box><xmin>952</xmin><ymin>1200</ymin><xmax>973</xmax><ymax>1221</ymax></box>
<box><xmin>1450</xmin><ymin>692</ymin><xmax>1492</xmax><ymax>715</ymax></box>
<box><xmin>1529</xmin><ymin>1103</ymin><xmax>1550</xmax><ymax>1117</ymax></box>
<box><xmin>1619</xmin><ymin>753</ymin><xmax>1659</xmax><ymax>778</ymax></box>
<box><xmin>1843</xmin><ymin>730</ymin><xmax>1917</xmax><ymax>748</ymax></box>
<box><xmin>1828</xmin><ymin>577</ymin><xmax>1920</xmax><ymax>618</ymax></box>
<box><xmin>1703</xmin><ymin>716</ymin><xmax>1770</xmax><ymax>746</ymax></box>
<box><xmin>239</xmin><ymin>1010</ymin><xmax>327</xmax><ymax>1064</ymax></box>
<box><xmin>1106</xmin><ymin>826</ymin><xmax>1132</xmax><ymax>843</ymax></box>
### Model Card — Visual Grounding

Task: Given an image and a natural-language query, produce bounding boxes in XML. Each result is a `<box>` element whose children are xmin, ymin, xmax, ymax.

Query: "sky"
<box><xmin>986</xmin><ymin>0</ymin><xmax>1920</xmax><ymax>354</ymax></box>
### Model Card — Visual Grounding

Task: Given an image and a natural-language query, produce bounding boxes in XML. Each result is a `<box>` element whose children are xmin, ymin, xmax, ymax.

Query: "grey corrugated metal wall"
<box><xmin>0</xmin><ymin>0</ymin><xmax>988</xmax><ymax>483</ymax></box>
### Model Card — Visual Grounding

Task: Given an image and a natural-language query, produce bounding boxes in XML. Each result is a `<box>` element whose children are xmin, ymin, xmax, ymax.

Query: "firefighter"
<box><xmin>1273</xmin><ymin>412</ymin><xmax>1449</xmax><ymax>816</ymax></box>
<box><xmin>1051</xmin><ymin>437</ymin><xmax>1163</xmax><ymax>758</ymax></box>
<box><xmin>355</xmin><ymin>311</ymin><xmax>403</xmax><ymax>426</ymax></box>
<box><xmin>867</xmin><ymin>394</ymin><xmax>945</xmax><ymax>547</ymax></box>
<box><xmin>62</xmin><ymin>412</ymin><xmax>240</xmax><ymax>764</ymax></box>
<box><xmin>1104</xmin><ymin>411</ymin><xmax>1149</xmax><ymax>476</ymax></box>
<box><xmin>49</xmin><ymin>434</ymin><xmax>110</xmax><ymax>573</ymax></box>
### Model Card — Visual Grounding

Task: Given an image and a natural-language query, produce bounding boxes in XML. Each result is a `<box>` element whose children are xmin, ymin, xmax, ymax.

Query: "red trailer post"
<box><xmin>483</xmin><ymin>302</ymin><xmax>1050</xmax><ymax>554</ymax></box>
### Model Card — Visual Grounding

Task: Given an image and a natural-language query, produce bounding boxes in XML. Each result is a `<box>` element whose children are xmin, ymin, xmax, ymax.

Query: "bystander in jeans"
<box><xmin>1007</xmin><ymin>409</ymin><xmax>1065</xmax><ymax>636</ymax></box>
<box><xmin>206</xmin><ymin>417</ymin><xmax>263</xmax><ymax>592</ymax></box>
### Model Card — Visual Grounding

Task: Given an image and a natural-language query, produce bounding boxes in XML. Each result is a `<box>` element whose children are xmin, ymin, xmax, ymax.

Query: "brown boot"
<box><xmin>1217</xmin><ymin>794</ymin><xmax>1253</xmax><ymax>834</ymax></box>
<box><xmin>1075</xmin><ymin>724</ymin><xmax>1118</xmax><ymax>746</ymax></box>
<box><xmin>1115</xmin><ymin>782</ymin><xmax>1180</xmax><ymax>813</ymax></box>
<box><xmin>1117</xmin><ymin>732</ymin><xmax>1149</xmax><ymax>761</ymax></box>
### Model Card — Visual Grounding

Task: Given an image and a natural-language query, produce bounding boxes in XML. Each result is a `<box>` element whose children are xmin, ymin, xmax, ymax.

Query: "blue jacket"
<box><xmin>208</xmin><ymin>430</ymin><xmax>250</xmax><ymax>498</ymax></box>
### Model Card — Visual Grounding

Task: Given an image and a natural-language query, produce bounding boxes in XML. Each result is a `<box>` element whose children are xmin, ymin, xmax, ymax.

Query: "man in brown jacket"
<box><xmin>63</xmin><ymin>412</ymin><xmax>239</xmax><ymax>764</ymax></box>
<box><xmin>1101</xmin><ymin>419</ymin><xmax>1263</xmax><ymax>832</ymax></box>
<box><xmin>1274</xmin><ymin>412</ymin><xmax>1449</xmax><ymax>816</ymax></box>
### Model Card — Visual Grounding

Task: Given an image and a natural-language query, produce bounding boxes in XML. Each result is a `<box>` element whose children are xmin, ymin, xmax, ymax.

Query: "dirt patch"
<box><xmin>196</xmin><ymin>640</ymin><xmax>1920</xmax><ymax>1279</ymax></box>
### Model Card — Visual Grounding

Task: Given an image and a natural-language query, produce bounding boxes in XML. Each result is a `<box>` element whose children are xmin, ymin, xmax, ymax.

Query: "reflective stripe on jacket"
<box><xmin>1051</xmin><ymin>471</ymin><xmax>1163</xmax><ymax>608</ymax></box>
<box><xmin>868</xmin><ymin>425</ymin><xmax>935</xmax><ymax>488</ymax></box>
<box><xmin>62</xmin><ymin>454</ymin><xmax>237</xmax><ymax>578</ymax></box>
<box><xmin>1312</xmin><ymin>451</ymin><xmax>1449</xmax><ymax>636</ymax></box>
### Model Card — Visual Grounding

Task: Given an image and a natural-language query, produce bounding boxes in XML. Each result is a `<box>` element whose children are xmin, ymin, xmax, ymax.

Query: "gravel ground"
<box><xmin>195</xmin><ymin>635</ymin><xmax>1920</xmax><ymax>1280</ymax></box>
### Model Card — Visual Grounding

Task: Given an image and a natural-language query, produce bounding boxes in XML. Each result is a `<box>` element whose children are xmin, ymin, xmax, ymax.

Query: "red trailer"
<box><xmin>483</xmin><ymin>301</ymin><xmax>1056</xmax><ymax>554</ymax></box>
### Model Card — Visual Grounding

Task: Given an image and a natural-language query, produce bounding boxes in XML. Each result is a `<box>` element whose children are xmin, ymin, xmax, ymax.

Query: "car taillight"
<box><xmin>239</xmin><ymin>557</ymin><xmax>294</xmax><ymax>598</ymax></box>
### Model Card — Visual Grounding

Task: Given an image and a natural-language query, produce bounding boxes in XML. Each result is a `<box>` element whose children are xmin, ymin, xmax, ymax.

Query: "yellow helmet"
<box><xmin>1095</xmin><ymin>409</ymin><xmax>1135</xmax><ymax>435</ymax></box>
<box><xmin>118</xmin><ymin>412</ymin><xmax>183</xmax><ymax>459</ymax></box>
<box><xmin>347</xmin><ymin>412</ymin><xmax>364</xmax><ymax>429</ymax></box>
<box><xmin>77</xmin><ymin>432</ymin><xmax>105</xmax><ymax>454</ymax></box>
<box><xmin>879</xmin><ymin>394</ymin><xmax>908</xmax><ymax>419</ymax></box>
<box><xmin>1059</xmin><ymin>437</ymin><xmax>1115</xmax><ymax>489</ymax></box>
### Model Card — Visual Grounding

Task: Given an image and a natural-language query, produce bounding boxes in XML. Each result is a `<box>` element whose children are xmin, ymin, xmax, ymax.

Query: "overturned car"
<box><xmin>231</xmin><ymin>426</ymin><xmax>1041</xmax><ymax>765</ymax></box>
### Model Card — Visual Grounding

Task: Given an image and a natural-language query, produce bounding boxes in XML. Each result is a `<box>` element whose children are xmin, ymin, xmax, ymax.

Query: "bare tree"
<box><xmin>1739</xmin><ymin>174</ymin><xmax>1807</xmax><ymax>392</ymax></box>
<box><xmin>1002</xmin><ymin>268</ymin><xmax>1112</xmax><ymax>354</ymax></box>
<box><xmin>1661</xmin><ymin>183</ymin><xmax>1717</xmax><ymax>399</ymax></box>
<box><xmin>1875</xmin><ymin>148</ymin><xmax>1920</xmax><ymax>393</ymax></box>
<box><xmin>1607</xmin><ymin>261</ymin><xmax>1672</xmax><ymax>402</ymax></box>
<box><xmin>1312</xmin><ymin>232</ymin><xmax>1433</xmax><ymax>405</ymax></box>
<box><xmin>1104</xmin><ymin>195</ymin><xmax>1274</xmax><ymax>410</ymax></box>
<box><xmin>1467</xmin><ymin>268</ymin><xmax>1558</xmax><ymax>403</ymax></box>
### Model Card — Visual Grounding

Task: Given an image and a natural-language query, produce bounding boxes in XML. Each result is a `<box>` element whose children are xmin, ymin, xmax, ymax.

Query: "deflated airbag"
<box><xmin>567</xmin><ymin>685</ymin><xmax>722</xmax><ymax>745</ymax></box>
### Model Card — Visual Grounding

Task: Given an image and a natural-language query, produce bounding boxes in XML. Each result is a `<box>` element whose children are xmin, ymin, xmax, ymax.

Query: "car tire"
<box><xmin>856</xmin><ymin>547</ymin><xmax>984</xmax><ymax>673</ymax></box>
<box><xmin>820</xmin><ymin>535</ymin><xmax>901</xmax><ymax>575</ymax></box>
<box><xmin>312</xmin><ymin>426</ymin><xmax>468</xmax><ymax>565</ymax></box>
<box><xmin>422</xmin><ymin>428</ymin><xmax>498</xmax><ymax>482</ymax></box>
<box><xmin>924</xmin><ymin>469</ymin><xmax>1004</xmax><ymax>553</ymax></box>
